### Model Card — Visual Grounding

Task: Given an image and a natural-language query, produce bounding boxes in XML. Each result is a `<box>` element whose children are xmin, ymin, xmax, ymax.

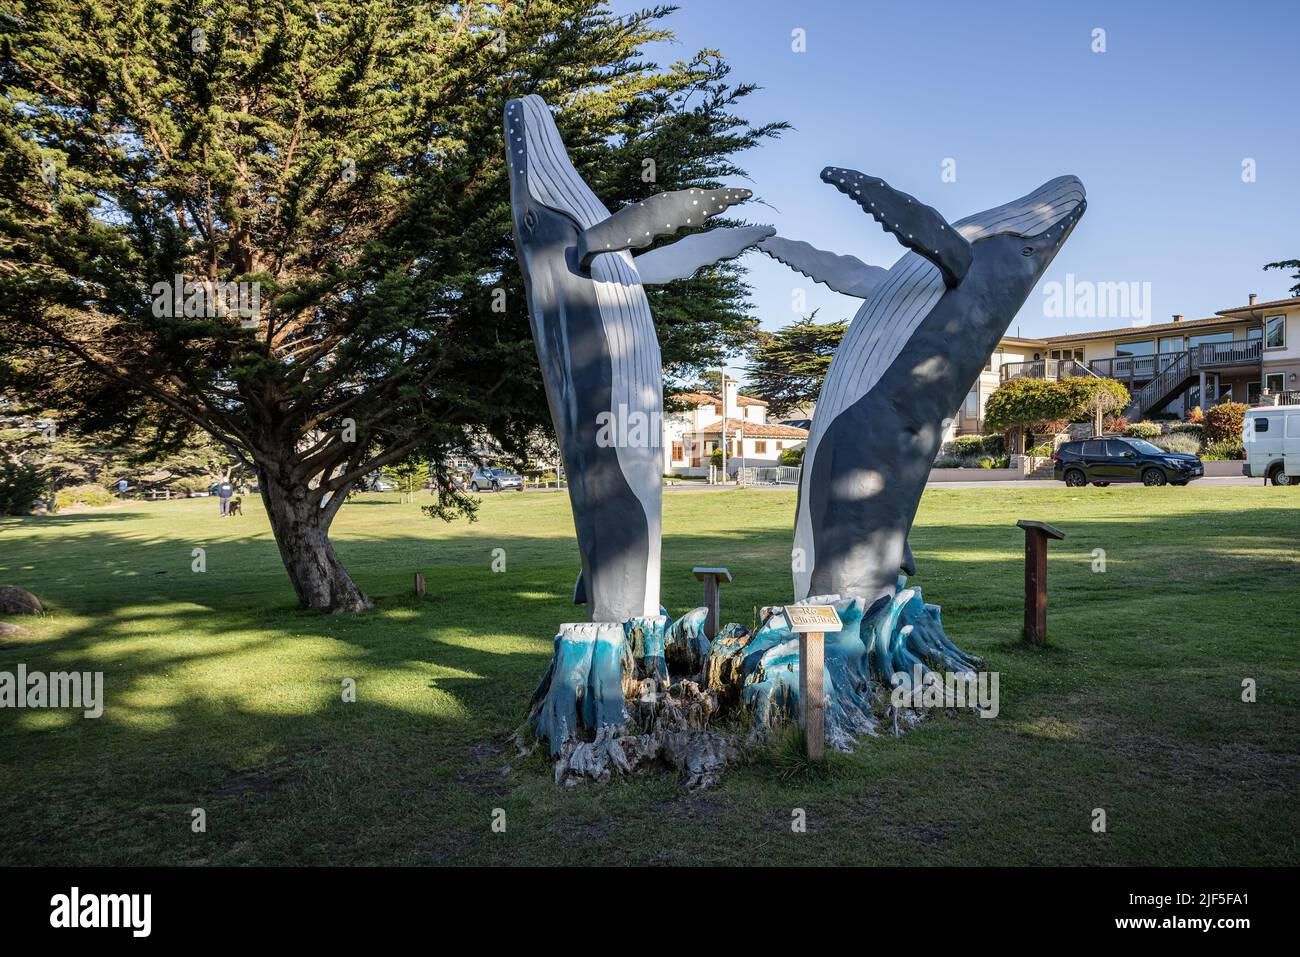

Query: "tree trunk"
<box><xmin>258</xmin><ymin>465</ymin><xmax>371</xmax><ymax>613</ymax></box>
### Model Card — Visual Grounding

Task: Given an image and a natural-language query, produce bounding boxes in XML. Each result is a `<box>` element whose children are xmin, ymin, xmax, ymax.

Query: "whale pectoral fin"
<box><xmin>901</xmin><ymin>539</ymin><xmax>916</xmax><ymax>577</ymax></box>
<box><xmin>820</xmin><ymin>167</ymin><xmax>972</xmax><ymax>288</ymax></box>
<box><xmin>756</xmin><ymin>235</ymin><xmax>888</xmax><ymax>298</ymax></box>
<box><xmin>633</xmin><ymin>225</ymin><xmax>776</xmax><ymax>284</ymax></box>
<box><xmin>576</xmin><ymin>187</ymin><xmax>754</xmax><ymax>270</ymax></box>
<box><xmin>573</xmin><ymin>569</ymin><xmax>587</xmax><ymax>606</ymax></box>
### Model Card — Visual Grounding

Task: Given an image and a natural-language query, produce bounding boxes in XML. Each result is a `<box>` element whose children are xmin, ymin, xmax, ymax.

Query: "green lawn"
<box><xmin>1</xmin><ymin>484</ymin><xmax>1297</xmax><ymax>866</ymax></box>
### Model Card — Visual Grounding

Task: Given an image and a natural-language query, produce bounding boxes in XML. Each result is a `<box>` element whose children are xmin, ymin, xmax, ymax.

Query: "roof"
<box><xmin>674</xmin><ymin>391</ymin><xmax>768</xmax><ymax>407</ymax></box>
<box><xmin>1042</xmin><ymin>314</ymin><xmax>1258</xmax><ymax>344</ymax></box>
<box><xmin>693</xmin><ymin>418</ymin><xmax>809</xmax><ymax>439</ymax></box>
<box><xmin>1217</xmin><ymin>296</ymin><xmax>1300</xmax><ymax>316</ymax></box>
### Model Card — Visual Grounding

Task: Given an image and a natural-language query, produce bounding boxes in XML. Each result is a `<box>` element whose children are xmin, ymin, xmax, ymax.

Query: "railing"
<box><xmin>1196</xmin><ymin>339</ymin><xmax>1261</xmax><ymax>367</ymax></box>
<box><xmin>1125</xmin><ymin>350</ymin><xmax>1194</xmax><ymax>419</ymax></box>
<box><xmin>1259</xmin><ymin>390</ymin><xmax>1300</xmax><ymax>406</ymax></box>
<box><xmin>738</xmin><ymin>466</ymin><xmax>801</xmax><ymax>486</ymax></box>
<box><xmin>999</xmin><ymin>359</ymin><xmax>1090</xmax><ymax>383</ymax></box>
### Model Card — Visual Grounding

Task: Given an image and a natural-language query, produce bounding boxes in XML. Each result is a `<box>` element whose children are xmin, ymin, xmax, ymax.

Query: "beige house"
<box><xmin>663</xmin><ymin>379</ymin><xmax>809</xmax><ymax>476</ymax></box>
<box><xmin>953</xmin><ymin>294</ymin><xmax>1300</xmax><ymax>435</ymax></box>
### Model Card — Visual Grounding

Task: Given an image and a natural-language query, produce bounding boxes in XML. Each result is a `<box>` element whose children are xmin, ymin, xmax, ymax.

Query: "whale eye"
<box><xmin>1021</xmin><ymin>245</ymin><xmax>1034</xmax><ymax>257</ymax></box>
<box><xmin>524</xmin><ymin>210</ymin><xmax>538</xmax><ymax>233</ymax></box>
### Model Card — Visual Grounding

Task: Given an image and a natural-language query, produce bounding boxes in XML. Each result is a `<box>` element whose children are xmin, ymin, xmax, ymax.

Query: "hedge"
<box><xmin>1123</xmin><ymin>421</ymin><xmax>1163</xmax><ymax>439</ymax></box>
<box><xmin>54</xmin><ymin>483</ymin><xmax>115</xmax><ymax>509</ymax></box>
<box><xmin>1203</xmin><ymin>402</ymin><xmax>1247</xmax><ymax>445</ymax></box>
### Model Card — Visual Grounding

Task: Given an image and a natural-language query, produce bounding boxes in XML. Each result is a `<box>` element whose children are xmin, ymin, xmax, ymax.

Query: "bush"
<box><xmin>1151</xmin><ymin>433</ymin><xmax>1200</xmax><ymax>455</ymax></box>
<box><xmin>1170</xmin><ymin>422</ymin><xmax>1203</xmax><ymax>437</ymax></box>
<box><xmin>1103</xmin><ymin>415</ymin><xmax>1128</xmax><ymax>434</ymax></box>
<box><xmin>1123</xmin><ymin>421</ymin><xmax>1163</xmax><ymax>439</ymax></box>
<box><xmin>0</xmin><ymin>461</ymin><xmax>48</xmax><ymax>515</ymax></box>
<box><xmin>1202</xmin><ymin>440</ymin><xmax>1245</xmax><ymax>461</ymax></box>
<box><xmin>1185</xmin><ymin>405</ymin><xmax>1204</xmax><ymax>423</ymax></box>
<box><xmin>778</xmin><ymin>445</ymin><xmax>805</xmax><ymax>466</ymax></box>
<box><xmin>944</xmin><ymin>434</ymin><xmax>1004</xmax><ymax>458</ymax></box>
<box><xmin>174</xmin><ymin>475</ymin><xmax>211</xmax><ymax>495</ymax></box>
<box><xmin>710</xmin><ymin>448</ymin><xmax>723</xmax><ymax>468</ymax></box>
<box><xmin>977</xmin><ymin>455</ymin><xmax>1011</xmax><ymax>469</ymax></box>
<box><xmin>1026</xmin><ymin>442</ymin><xmax>1053</xmax><ymax>457</ymax></box>
<box><xmin>1203</xmin><ymin>402</ymin><xmax>1247</xmax><ymax>445</ymax></box>
<box><xmin>54</xmin><ymin>483</ymin><xmax>114</xmax><ymax>509</ymax></box>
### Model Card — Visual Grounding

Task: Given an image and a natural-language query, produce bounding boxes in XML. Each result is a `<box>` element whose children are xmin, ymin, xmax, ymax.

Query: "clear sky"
<box><xmin>611</xmin><ymin>0</ymin><xmax>1299</xmax><ymax>373</ymax></box>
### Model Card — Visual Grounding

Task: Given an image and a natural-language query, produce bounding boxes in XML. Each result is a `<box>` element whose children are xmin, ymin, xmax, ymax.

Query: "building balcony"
<box><xmin>1088</xmin><ymin>341</ymin><xmax>1262</xmax><ymax>383</ymax></box>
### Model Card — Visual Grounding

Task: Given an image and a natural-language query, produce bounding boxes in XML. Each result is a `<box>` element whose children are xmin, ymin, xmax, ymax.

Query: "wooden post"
<box><xmin>785</xmin><ymin>604</ymin><xmax>841</xmax><ymax>762</ymax></box>
<box><xmin>692</xmin><ymin>567</ymin><xmax>733</xmax><ymax>638</ymax></box>
<box><xmin>1016</xmin><ymin>520</ymin><xmax>1064</xmax><ymax>645</ymax></box>
<box><xmin>799</xmin><ymin>631</ymin><xmax>825</xmax><ymax>761</ymax></box>
<box><xmin>414</xmin><ymin>572</ymin><xmax>425</xmax><ymax>598</ymax></box>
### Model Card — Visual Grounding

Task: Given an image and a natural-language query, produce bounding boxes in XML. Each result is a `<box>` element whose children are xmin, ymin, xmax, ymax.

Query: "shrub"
<box><xmin>710</xmin><ymin>448</ymin><xmax>723</xmax><ymax>468</ymax></box>
<box><xmin>1026</xmin><ymin>442</ymin><xmax>1053</xmax><ymax>457</ymax></box>
<box><xmin>1202</xmin><ymin>440</ymin><xmax>1245</xmax><ymax>461</ymax></box>
<box><xmin>1170</xmin><ymin>422</ymin><xmax>1203</xmax><ymax>437</ymax></box>
<box><xmin>53</xmin><ymin>483</ymin><xmax>114</xmax><ymax>509</ymax></box>
<box><xmin>1103</xmin><ymin>415</ymin><xmax>1128</xmax><ymax>434</ymax></box>
<box><xmin>944</xmin><ymin>434</ymin><xmax>1004</xmax><ymax>458</ymax></box>
<box><xmin>174</xmin><ymin>475</ymin><xmax>211</xmax><ymax>495</ymax></box>
<box><xmin>977</xmin><ymin>455</ymin><xmax>1011</xmax><ymax>469</ymax></box>
<box><xmin>1123</xmin><ymin>421</ymin><xmax>1163</xmax><ymax>439</ymax></box>
<box><xmin>1203</xmin><ymin>402</ymin><xmax>1247</xmax><ymax>445</ymax></box>
<box><xmin>0</xmin><ymin>461</ymin><xmax>48</xmax><ymax>515</ymax></box>
<box><xmin>1185</xmin><ymin>405</ymin><xmax>1204</xmax><ymax>424</ymax></box>
<box><xmin>1151</xmin><ymin>433</ymin><xmax>1200</xmax><ymax>455</ymax></box>
<box><xmin>778</xmin><ymin>445</ymin><xmax>805</xmax><ymax>466</ymax></box>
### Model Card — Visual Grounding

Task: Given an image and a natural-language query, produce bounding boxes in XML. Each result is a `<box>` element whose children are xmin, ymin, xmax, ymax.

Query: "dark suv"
<box><xmin>1053</xmin><ymin>437</ymin><xmax>1203</xmax><ymax>487</ymax></box>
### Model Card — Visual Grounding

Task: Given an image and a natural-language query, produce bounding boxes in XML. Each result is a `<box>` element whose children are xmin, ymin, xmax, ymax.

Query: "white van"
<box><xmin>1242</xmin><ymin>404</ymin><xmax>1300</xmax><ymax>486</ymax></box>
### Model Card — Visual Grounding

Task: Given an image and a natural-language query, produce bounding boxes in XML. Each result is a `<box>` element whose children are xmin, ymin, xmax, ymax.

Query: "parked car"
<box><xmin>1053</xmin><ymin>437</ymin><xmax>1203</xmax><ymax>487</ymax></box>
<box><xmin>469</xmin><ymin>466</ymin><xmax>524</xmax><ymax>492</ymax></box>
<box><xmin>1242</xmin><ymin>404</ymin><xmax>1300</xmax><ymax>486</ymax></box>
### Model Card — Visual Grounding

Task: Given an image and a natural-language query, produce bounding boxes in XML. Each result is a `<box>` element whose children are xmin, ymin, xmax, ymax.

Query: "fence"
<box><xmin>738</xmin><ymin>466</ymin><xmax>802</xmax><ymax>486</ymax></box>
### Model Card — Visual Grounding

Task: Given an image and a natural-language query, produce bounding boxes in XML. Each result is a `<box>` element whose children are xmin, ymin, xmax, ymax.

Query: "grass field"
<box><xmin>1</xmin><ymin>484</ymin><xmax>1297</xmax><ymax>866</ymax></box>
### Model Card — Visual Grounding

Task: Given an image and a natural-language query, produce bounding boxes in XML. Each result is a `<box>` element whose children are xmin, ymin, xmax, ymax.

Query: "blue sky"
<box><xmin>612</xmin><ymin>0</ymin><xmax>1299</xmax><ymax>371</ymax></box>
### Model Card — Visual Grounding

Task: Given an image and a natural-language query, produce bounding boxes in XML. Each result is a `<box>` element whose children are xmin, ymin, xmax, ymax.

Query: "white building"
<box><xmin>662</xmin><ymin>379</ymin><xmax>810</xmax><ymax>476</ymax></box>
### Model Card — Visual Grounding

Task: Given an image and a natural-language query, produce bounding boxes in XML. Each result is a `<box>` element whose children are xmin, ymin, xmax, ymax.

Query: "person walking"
<box><xmin>116</xmin><ymin>478</ymin><xmax>128</xmax><ymax>499</ymax></box>
<box><xmin>216</xmin><ymin>479</ymin><xmax>234</xmax><ymax>516</ymax></box>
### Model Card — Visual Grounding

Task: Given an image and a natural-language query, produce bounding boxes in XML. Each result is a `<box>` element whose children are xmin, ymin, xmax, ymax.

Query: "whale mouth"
<box><xmin>958</xmin><ymin>174</ymin><xmax>1086</xmax><ymax>241</ymax></box>
<box><xmin>505</xmin><ymin>95</ymin><xmax>609</xmax><ymax>231</ymax></box>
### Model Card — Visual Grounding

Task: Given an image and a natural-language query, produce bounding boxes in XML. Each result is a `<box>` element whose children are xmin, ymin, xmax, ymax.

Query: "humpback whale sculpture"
<box><xmin>505</xmin><ymin>94</ymin><xmax>772</xmax><ymax>623</ymax></box>
<box><xmin>508</xmin><ymin>97</ymin><xmax>1087</xmax><ymax>782</ymax></box>
<box><xmin>760</xmin><ymin>170</ymin><xmax>1086</xmax><ymax>606</ymax></box>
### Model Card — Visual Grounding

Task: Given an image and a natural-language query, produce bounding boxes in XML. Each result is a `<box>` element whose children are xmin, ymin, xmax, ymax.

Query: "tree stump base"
<box><xmin>526</xmin><ymin>578</ymin><xmax>982</xmax><ymax>788</ymax></box>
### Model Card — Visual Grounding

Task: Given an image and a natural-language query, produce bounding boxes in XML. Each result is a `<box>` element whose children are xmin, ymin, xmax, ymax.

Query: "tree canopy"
<box><xmin>0</xmin><ymin>0</ymin><xmax>784</xmax><ymax>610</ymax></box>
<box><xmin>741</xmin><ymin>312</ymin><xmax>847</xmax><ymax>417</ymax></box>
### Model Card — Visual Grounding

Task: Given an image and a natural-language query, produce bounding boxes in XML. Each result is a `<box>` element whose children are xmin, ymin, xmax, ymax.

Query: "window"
<box><xmin>964</xmin><ymin>390</ymin><xmax>978</xmax><ymax>414</ymax></box>
<box><xmin>775</xmin><ymin>442</ymin><xmax>783</xmax><ymax>451</ymax></box>
<box><xmin>1265</xmin><ymin>372</ymin><xmax>1286</xmax><ymax>394</ymax></box>
<box><xmin>1265</xmin><ymin>315</ymin><xmax>1286</xmax><ymax>349</ymax></box>
<box><xmin>754</xmin><ymin>440</ymin><xmax>767</xmax><ymax>455</ymax></box>
<box><xmin>1288</xmin><ymin>414</ymin><xmax>1300</xmax><ymax>439</ymax></box>
<box><xmin>1158</xmin><ymin>336</ymin><xmax>1184</xmax><ymax>353</ymax></box>
<box><xmin>671</xmin><ymin>441</ymin><xmax>684</xmax><ymax>461</ymax></box>
<box><xmin>1082</xmin><ymin>440</ymin><xmax>1105</xmax><ymax>457</ymax></box>
<box><xmin>1188</xmin><ymin>331</ymin><xmax>1234</xmax><ymax>347</ymax></box>
<box><xmin>1254</xmin><ymin>417</ymin><xmax>1270</xmax><ymax>433</ymax></box>
<box><xmin>1247</xmin><ymin>326</ymin><xmax>1262</xmax><ymax>341</ymax></box>
<box><xmin>1104</xmin><ymin>440</ymin><xmax>1135</xmax><ymax>458</ymax></box>
<box><xmin>1115</xmin><ymin>339</ymin><xmax>1155</xmax><ymax>356</ymax></box>
<box><xmin>1248</xmin><ymin>381</ymin><xmax>1262</xmax><ymax>404</ymax></box>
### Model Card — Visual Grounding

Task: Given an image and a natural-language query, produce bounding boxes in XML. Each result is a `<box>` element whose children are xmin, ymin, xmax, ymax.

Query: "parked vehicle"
<box><xmin>1053</xmin><ymin>437</ymin><xmax>1203</xmax><ymax>487</ymax></box>
<box><xmin>469</xmin><ymin>466</ymin><xmax>524</xmax><ymax>492</ymax></box>
<box><xmin>1242</xmin><ymin>404</ymin><xmax>1300</xmax><ymax>486</ymax></box>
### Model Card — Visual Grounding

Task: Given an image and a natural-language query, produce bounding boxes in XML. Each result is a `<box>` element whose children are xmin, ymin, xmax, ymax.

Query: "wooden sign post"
<box><xmin>1016</xmin><ymin>520</ymin><xmax>1065</xmax><ymax>645</ymax></box>
<box><xmin>785</xmin><ymin>604</ymin><xmax>843</xmax><ymax>761</ymax></box>
<box><xmin>692</xmin><ymin>567</ymin><xmax>733</xmax><ymax>638</ymax></box>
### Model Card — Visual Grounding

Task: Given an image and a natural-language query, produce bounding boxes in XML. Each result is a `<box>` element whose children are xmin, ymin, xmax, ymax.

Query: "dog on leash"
<box><xmin>228</xmin><ymin>496</ymin><xmax>243</xmax><ymax>516</ymax></box>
